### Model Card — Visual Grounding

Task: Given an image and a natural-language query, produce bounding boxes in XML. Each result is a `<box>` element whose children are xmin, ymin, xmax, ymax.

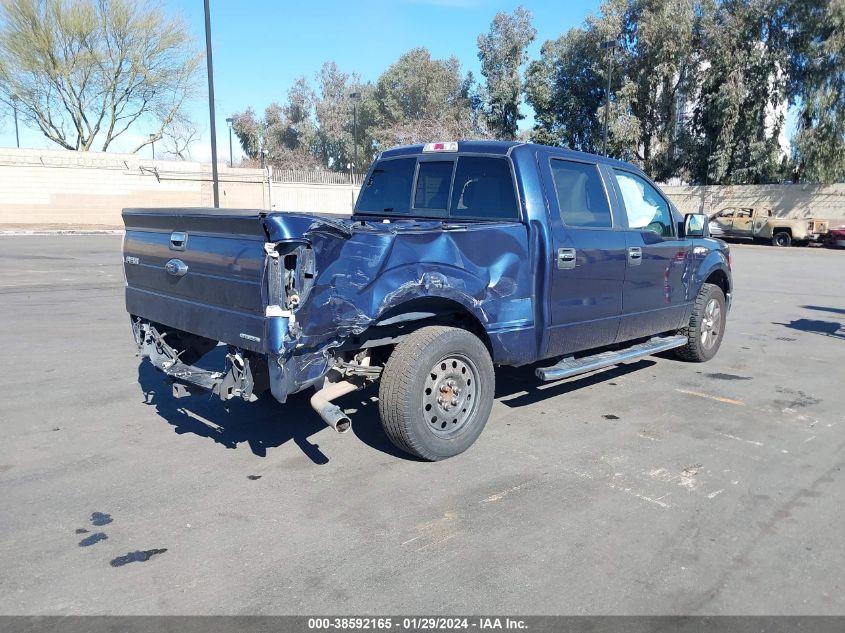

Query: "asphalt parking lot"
<box><xmin>0</xmin><ymin>235</ymin><xmax>843</xmax><ymax>615</ymax></box>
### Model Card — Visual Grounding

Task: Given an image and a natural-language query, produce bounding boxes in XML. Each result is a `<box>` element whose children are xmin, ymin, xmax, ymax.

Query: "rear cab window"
<box><xmin>414</xmin><ymin>161</ymin><xmax>454</xmax><ymax>212</ymax></box>
<box><xmin>450</xmin><ymin>156</ymin><xmax>519</xmax><ymax>220</ymax></box>
<box><xmin>356</xmin><ymin>153</ymin><xmax>520</xmax><ymax>222</ymax></box>
<box><xmin>356</xmin><ymin>158</ymin><xmax>416</xmax><ymax>215</ymax></box>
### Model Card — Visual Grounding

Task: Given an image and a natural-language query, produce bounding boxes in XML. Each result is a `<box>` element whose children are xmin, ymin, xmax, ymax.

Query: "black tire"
<box><xmin>772</xmin><ymin>231</ymin><xmax>792</xmax><ymax>247</ymax></box>
<box><xmin>675</xmin><ymin>283</ymin><xmax>727</xmax><ymax>362</ymax></box>
<box><xmin>378</xmin><ymin>326</ymin><xmax>495</xmax><ymax>461</ymax></box>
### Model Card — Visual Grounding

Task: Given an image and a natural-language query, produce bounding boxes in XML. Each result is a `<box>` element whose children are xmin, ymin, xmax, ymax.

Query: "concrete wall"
<box><xmin>661</xmin><ymin>183</ymin><xmax>845</xmax><ymax>220</ymax></box>
<box><xmin>1</xmin><ymin>147</ymin><xmax>843</xmax><ymax>227</ymax></box>
<box><xmin>270</xmin><ymin>181</ymin><xmax>360</xmax><ymax>215</ymax></box>
<box><xmin>0</xmin><ymin>147</ymin><xmax>357</xmax><ymax>227</ymax></box>
<box><xmin>0</xmin><ymin>147</ymin><xmax>268</xmax><ymax>226</ymax></box>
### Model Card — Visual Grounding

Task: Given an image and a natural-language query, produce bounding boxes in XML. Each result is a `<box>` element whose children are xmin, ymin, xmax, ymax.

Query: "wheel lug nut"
<box><xmin>444</xmin><ymin>404</ymin><xmax>451</xmax><ymax>411</ymax></box>
<box><xmin>451</xmin><ymin>398</ymin><xmax>458</xmax><ymax>406</ymax></box>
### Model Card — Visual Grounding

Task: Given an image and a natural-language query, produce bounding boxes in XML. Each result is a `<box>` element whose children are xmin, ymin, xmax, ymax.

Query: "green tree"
<box><xmin>373</xmin><ymin>47</ymin><xmax>483</xmax><ymax>146</ymax></box>
<box><xmin>477</xmin><ymin>6</ymin><xmax>536</xmax><ymax>140</ymax></box>
<box><xmin>524</xmin><ymin>27</ymin><xmax>606</xmax><ymax>152</ymax></box>
<box><xmin>525</xmin><ymin>0</ymin><xmax>702</xmax><ymax>179</ymax></box>
<box><xmin>230</xmin><ymin>77</ymin><xmax>321</xmax><ymax>170</ymax></box>
<box><xmin>313</xmin><ymin>62</ymin><xmax>377</xmax><ymax>172</ymax></box>
<box><xmin>786</xmin><ymin>0</ymin><xmax>845</xmax><ymax>183</ymax></box>
<box><xmin>0</xmin><ymin>0</ymin><xmax>199</xmax><ymax>152</ymax></box>
<box><xmin>603</xmin><ymin>0</ymin><xmax>703</xmax><ymax>180</ymax></box>
<box><xmin>690</xmin><ymin>0</ymin><xmax>790</xmax><ymax>184</ymax></box>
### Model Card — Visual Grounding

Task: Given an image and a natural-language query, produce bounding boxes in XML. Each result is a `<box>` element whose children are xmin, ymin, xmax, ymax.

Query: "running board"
<box><xmin>536</xmin><ymin>335</ymin><xmax>687</xmax><ymax>382</ymax></box>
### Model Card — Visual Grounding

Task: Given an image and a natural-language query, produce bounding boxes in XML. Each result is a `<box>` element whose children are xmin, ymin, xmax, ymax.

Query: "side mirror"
<box><xmin>684</xmin><ymin>213</ymin><xmax>708</xmax><ymax>238</ymax></box>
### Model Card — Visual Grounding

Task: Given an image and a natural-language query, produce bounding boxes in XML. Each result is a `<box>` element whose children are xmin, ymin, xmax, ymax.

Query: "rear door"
<box><xmin>122</xmin><ymin>208</ymin><xmax>268</xmax><ymax>352</ymax></box>
<box><xmin>608</xmin><ymin>169</ymin><xmax>691</xmax><ymax>341</ymax></box>
<box><xmin>538</xmin><ymin>154</ymin><xmax>627</xmax><ymax>356</ymax></box>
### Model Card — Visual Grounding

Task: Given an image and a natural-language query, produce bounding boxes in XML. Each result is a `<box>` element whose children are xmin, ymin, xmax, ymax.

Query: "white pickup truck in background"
<box><xmin>708</xmin><ymin>206</ymin><xmax>829</xmax><ymax>247</ymax></box>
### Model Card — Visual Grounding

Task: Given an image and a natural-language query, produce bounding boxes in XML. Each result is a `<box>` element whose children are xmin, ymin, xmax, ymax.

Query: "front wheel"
<box><xmin>378</xmin><ymin>326</ymin><xmax>495</xmax><ymax>461</ymax></box>
<box><xmin>675</xmin><ymin>283</ymin><xmax>727</xmax><ymax>362</ymax></box>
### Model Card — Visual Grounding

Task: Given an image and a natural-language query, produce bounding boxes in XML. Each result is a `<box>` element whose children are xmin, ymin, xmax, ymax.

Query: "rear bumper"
<box><xmin>132</xmin><ymin>316</ymin><xmax>331</xmax><ymax>405</ymax></box>
<box><xmin>134</xmin><ymin>319</ymin><xmax>265</xmax><ymax>402</ymax></box>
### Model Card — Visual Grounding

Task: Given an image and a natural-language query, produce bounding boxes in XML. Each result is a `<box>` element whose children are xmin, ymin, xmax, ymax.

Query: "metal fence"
<box><xmin>271</xmin><ymin>168</ymin><xmax>364</xmax><ymax>186</ymax></box>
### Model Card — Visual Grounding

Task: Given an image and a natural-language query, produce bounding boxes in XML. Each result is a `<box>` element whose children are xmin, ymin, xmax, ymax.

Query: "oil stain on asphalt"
<box><xmin>79</xmin><ymin>533</ymin><xmax>108</xmax><ymax>547</ymax></box>
<box><xmin>110</xmin><ymin>549</ymin><xmax>168</xmax><ymax>567</ymax></box>
<box><xmin>704</xmin><ymin>372</ymin><xmax>752</xmax><ymax>381</ymax></box>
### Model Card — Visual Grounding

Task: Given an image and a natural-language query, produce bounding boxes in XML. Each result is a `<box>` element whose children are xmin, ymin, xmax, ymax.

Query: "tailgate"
<box><xmin>122</xmin><ymin>207</ymin><xmax>268</xmax><ymax>353</ymax></box>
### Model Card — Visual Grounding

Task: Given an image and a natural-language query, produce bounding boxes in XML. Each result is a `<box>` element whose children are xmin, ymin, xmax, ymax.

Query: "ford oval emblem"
<box><xmin>165</xmin><ymin>258</ymin><xmax>188</xmax><ymax>277</ymax></box>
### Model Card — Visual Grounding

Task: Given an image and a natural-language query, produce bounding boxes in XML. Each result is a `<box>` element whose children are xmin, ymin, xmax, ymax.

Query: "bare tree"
<box><xmin>0</xmin><ymin>0</ymin><xmax>200</xmax><ymax>152</ymax></box>
<box><xmin>161</xmin><ymin>113</ymin><xmax>198</xmax><ymax>160</ymax></box>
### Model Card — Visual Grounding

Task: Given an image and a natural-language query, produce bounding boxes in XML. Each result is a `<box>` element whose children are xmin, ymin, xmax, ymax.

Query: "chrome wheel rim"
<box><xmin>700</xmin><ymin>298</ymin><xmax>722</xmax><ymax>350</ymax></box>
<box><xmin>423</xmin><ymin>354</ymin><xmax>478</xmax><ymax>438</ymax></box>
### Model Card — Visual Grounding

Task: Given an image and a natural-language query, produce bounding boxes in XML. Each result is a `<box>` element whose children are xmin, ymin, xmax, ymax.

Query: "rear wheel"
<box><xmin>772</xmin><ymin>231</ymin><xmax>792</xmax><ymax>247</ymax></box>
<box><xmin>675</xmin><ymin>283</ymin><xmax>726</xmax><ymax>362</ymax></box>
<box><xmin>378</xmin><ymin>326</ymin><xmax>495</xmax><ymax>461</ymax></box>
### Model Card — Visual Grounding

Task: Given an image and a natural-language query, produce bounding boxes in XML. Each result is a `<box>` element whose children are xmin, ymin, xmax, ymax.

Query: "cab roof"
<box><xmin>378</xmin><ymin>140</ymin><xmax>642</xmax><ymax>172</ymax></box>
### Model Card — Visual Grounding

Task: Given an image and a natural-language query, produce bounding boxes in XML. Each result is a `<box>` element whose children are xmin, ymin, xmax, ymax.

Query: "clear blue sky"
<box><xmin>0</xmin><ymin>0</ymin><xmax>601</xmax><ymax>159</ymax></box>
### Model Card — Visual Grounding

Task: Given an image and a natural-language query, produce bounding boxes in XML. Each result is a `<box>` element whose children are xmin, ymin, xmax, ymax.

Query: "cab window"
<box><xmin>414</xmin><ymin>161</ymin><xmax>454</xmax><ymax>210</ymax></box>
<box><xmin>614</xmin><ymin>170</ymin><xmax>674</xmax><ymax>237</ymax></box>
<box><xmin>356</xmin><ymin>158</ymin><xmax>416</xmax><ymax>214</ymax></box>
<box><xmin>550</xmin><ymin>159</ymin><xmax>612</xmax><ymax>228</ymax></box>
<box><xmin>450</xmin><ymin>156</ymin><xmax>519</xmax><ymax>220</ymax></box>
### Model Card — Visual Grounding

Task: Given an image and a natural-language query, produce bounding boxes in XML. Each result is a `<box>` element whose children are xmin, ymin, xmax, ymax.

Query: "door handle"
<box><xmin>557</xmin><ymin>247</ymin><xmax>576</xmax><ymax>270</ymax></box>
<box><xmin>628</xmin><ymin>247</ymin><xmax>642</xmax><ymax>266</ymax></box>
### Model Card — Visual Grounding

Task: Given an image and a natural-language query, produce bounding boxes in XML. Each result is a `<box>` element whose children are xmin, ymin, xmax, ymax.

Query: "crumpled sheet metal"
<box><xmin>263</xmin><ymin>214</ymin><xmax>536</xmax><ymax>366</ymax></box>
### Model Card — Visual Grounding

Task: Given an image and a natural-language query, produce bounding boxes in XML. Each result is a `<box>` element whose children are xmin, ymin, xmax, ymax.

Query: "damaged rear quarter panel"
<box><xmin>263</xmin><ymin>215</ymin><xmax>536</xmax><ymax>364</ymax></box>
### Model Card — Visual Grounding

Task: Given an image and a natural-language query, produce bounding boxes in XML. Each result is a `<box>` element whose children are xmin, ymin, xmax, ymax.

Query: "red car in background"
<box><xmin>825</xmin><ymin>225</ymin><xmax>845</xmax><ymax>249</ymax></box>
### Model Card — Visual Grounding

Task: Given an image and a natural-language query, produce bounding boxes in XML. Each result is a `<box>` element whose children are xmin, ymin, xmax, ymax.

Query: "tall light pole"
<box><xmin>203</xmin><ymin>0</ymin><xmax>220</xmax><ymax>207</ymax></box>
<box><xmin>349</xmin><ymin>91</ymin><xmax>360</xmax><ymax>178</ymax></box>
<box><xmin>149</xmin><ymin>133</ymin><xmax>156</xmax><ymax>160</ymax></box>
<box><xmin>11</xmin><ymin>94</ymin><xmax>19</xmax><ymax>148</ymax></box>
<box><xmin>600</xmin><ymin>39</ymin><xmax>619</xmax><ymax>157</ymax></box>
<box><xmin>225</xmin><ymin>117</ymin><xmax>234</xmax><ymax>167</ymax></box>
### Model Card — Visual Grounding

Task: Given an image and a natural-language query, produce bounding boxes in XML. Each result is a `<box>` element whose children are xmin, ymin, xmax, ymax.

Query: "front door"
<box><xmin>540</xmin><ymin>155</ymin><xmax>627</xmax><ymax>357</ymax></box>
<box><xmin>609</xmin><ymin>168</ymin><xmax>692</xmax><ymax>341</ymax></box>
<box><xmin>731</xmin><ymin>208</ymin><xmax>754</xmax><ymax>237</ymax></box>
<box><xmin>712</xmin><ymin>208</ymin><xmax>736</xmax><ymax>236</ymax></box>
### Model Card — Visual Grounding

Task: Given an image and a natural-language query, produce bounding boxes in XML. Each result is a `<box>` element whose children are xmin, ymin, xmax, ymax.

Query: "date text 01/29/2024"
<box><xmin>307</xmin><ymin>618</ymin><xmax>528</xmax><ymax>630</ymax></box>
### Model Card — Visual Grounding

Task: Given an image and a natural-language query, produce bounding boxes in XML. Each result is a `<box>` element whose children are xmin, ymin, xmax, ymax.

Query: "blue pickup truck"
<box><xmin>123</xmin><ymin>141</ymin><xmax>731</xmax><ymax>460</ymax></box>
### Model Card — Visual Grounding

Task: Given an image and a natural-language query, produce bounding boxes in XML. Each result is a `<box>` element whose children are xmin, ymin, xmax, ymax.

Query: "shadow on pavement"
<box><xmin>494</xmin><ymin>360</ymin><xmax>656</xmax><ymax>407</ymax></box>
<box><xmin>137</xmin><ymin>359</ymin><xmax>414</xmax><ymax>463</ymax></box>
<box><xmin>774</xmin><ymin>318</ymin><xmax>844</xmax><ymax>339</ymax></box>
<box><xmin>801</xmin><ymin>305</ymin><xmax>845</xmax><ymax>317</ymax></box>
<box><xmin>137</xmin><ymin>354</ymin><xmax>658</xmax><ymax>463</ymax></box>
